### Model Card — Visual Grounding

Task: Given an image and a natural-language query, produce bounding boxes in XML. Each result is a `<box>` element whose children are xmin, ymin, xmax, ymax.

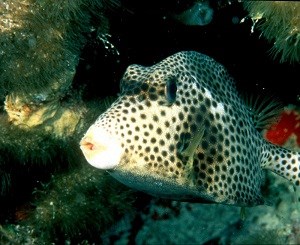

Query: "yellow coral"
<box><xmin>4</xmin><ymin>92</ymin><xmax>87</xmax><ymax>138</ymax></box>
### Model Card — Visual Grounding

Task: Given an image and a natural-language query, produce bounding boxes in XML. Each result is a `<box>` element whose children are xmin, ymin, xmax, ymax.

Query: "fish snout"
<box><xmin>80</xmin><ymin>127</ymin><xmax>122</xmax><ymax>170</ymax></box>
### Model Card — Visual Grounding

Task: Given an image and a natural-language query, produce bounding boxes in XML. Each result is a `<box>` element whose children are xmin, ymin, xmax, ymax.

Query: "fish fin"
<box><xmin>261</xmin><ymin>143</ymin><xmax>300</xmax><ymax>187</ymax></box>
<box><xmin>240</xmin><ymin>207</ymin><xmax>247</xmax><ymax>221</ymax></box>
<box><xmin>181</xmin><ymin>124</ymin><xmax>205</xmax><ymax>161</ymax></box>
<box><xmin>242</xmin><ymin>93</ymin><xmax>283</xmax><ymax>131</ymax></box>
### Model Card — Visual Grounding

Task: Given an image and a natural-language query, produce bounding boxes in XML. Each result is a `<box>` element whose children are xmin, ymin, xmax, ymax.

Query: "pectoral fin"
<box><xmin>179</xmin><ymin>122</ymin><xmax>205</xmax><ymax>172</ymax></box>
<box><xmin>181</xmin><ymin>126</ymin><xmax>205</xmax><ymax>159</ymax></box>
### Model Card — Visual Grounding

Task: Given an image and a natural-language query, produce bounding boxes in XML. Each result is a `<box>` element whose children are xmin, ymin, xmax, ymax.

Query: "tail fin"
<box><xmin>261</xmin><ymin>143</ymin><xmax>300</xmax><ymax>186</ymax></box>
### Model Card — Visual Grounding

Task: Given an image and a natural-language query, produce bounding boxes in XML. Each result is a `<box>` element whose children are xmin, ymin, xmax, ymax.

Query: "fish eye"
<box><xmin>164</xmin><ymin>77</ymin><xmax>177</xmax><ymax>105</ymax></box>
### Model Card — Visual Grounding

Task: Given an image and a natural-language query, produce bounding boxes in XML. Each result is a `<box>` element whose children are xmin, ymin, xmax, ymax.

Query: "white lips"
<box><xmin>80</xmin><ymin>126</ymin><xmax>122</xmax><ymax>170</ymax></box>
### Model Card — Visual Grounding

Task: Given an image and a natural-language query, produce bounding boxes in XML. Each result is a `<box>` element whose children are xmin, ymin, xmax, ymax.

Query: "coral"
<box><xmin>28</xmin><ymin>165</ymin><xmax>134</xmax><ymax>243</ymax></box>
<box><xmin>243</xmin><ymin>2</ymin><xmax>300</xmax><ymax>63</ymax></box>
<box><xmin>0</xmin><ymin>0</ymin><xmax>109</xmax><ymax>97</ymax></box>
<box><xmin>232</xmin><ymin>227</ymin><xmax>285</xmax><ymax>245</ymax></box>
<box><xmin>173</xmin><ymin>1</ymin><xmax>214</xmax><ymax>26</ymax></box>
<box><xmin>264</xmin><ymin>105</ymin><xmax>300</xmax><ymax>151</ymax></box>
<box><xmin>0</xmin><ymin>165</ymin><xmax>135</xmax><ymax>244</ymax></box>
<box><xmin>4</xmin><ymin>92</ymin><xmax>85</xmax><ymax>136</ymax></box>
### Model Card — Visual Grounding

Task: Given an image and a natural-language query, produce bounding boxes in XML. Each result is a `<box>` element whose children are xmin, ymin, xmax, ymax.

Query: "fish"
<box><xmin>80</xmin><ymin>51</ymin><xmax>300</xmax><ymax>207</ymax></box>
<box><xmin>173</xmin><ymin>1</ymin><xmax>214</xmax><ymax>26</ymax></box>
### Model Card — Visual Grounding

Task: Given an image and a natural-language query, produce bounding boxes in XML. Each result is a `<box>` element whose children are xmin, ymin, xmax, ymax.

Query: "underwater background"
<box><xmin>0</xmin><ymin>0</ymin><xmax>300</xmax><ymax>244</ymax></box>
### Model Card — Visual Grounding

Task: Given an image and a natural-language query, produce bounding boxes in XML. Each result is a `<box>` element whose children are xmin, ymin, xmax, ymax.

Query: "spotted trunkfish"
<box><xmin>80</xmin><ymin>51</ymin><xmax>300</xmax><ymax>206</ymax></box>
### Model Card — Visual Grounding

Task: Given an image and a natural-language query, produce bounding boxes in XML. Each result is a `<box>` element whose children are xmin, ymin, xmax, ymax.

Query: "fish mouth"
<box><xmin>80</xmin><ymin>126</ymin><xmax>122</xmax><ymax>170</ymax></box>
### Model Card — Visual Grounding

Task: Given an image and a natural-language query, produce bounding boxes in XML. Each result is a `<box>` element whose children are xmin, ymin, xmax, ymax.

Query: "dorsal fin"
<box><xmin>261</xmin><ymin>142</ymin><xmax>300</xmax><ymax>187</ymax></box>
<box><xmin>243</xmin><ymin>93</ymin><xmax>283</xmax><ymax>131</ymax></box>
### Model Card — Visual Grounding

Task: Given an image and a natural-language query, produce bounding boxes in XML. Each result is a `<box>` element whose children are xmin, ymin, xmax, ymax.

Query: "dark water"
<box><xmin>76</xmin><ymin>1</ymin><xmax>300</xmax><ymax>107</ymax></box>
